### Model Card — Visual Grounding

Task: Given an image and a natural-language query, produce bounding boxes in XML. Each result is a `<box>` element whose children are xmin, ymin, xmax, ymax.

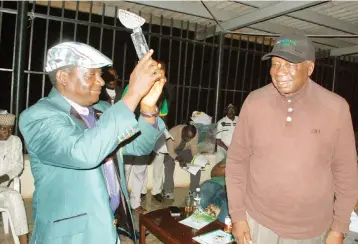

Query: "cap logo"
<box><xmin>276</xmin><ymin>39</ymin><xmax>297</xmax><ymax>47</ymax></box>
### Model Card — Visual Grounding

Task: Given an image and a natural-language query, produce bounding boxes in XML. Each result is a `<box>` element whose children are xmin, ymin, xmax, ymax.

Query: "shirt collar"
<box><xmin>225</xmin><ymin>116</ymin><xmax>237</xmax><ymax>122</ymax></box>
<box><xmin>106</xmin><ymin>88</ymin><xmax>116</xmax><ymax>97</ymax></box>
<box><xmin>63</xmin><ymin>97</ymin><xmax>89</xmax><ymax>116</ymax></box>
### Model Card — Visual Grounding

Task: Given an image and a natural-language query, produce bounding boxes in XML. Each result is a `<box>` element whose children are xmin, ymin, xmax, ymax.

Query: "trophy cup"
<box><xmin>117</xmin><ymin>9</ymin><xmax>149</xmax><ymax>59</ymax></box>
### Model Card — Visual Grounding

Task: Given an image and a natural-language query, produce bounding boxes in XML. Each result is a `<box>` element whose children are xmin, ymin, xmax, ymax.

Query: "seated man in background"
<box><xmin>0</xmin><ymin>111</ymin><xmax>29</xmax><ymax>244</ymax></box>
<box><xmin>164</xmin><ymin>124</ymin><xmax>199</xmax><ymax>199</ymax></box>
<box><xmin>200</xmin><ymin>157</ymin><xmax>228</xmax><ymax>223</ymax></box>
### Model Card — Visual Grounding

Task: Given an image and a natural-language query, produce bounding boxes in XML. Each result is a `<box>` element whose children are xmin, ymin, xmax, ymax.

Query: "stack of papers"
<box><xmin>182</xmin><ymin>153</ymin><xmax>210</xmax><ymax>176</ymax></box>
<box><xmin>191</xmin><ymin>154</ymin><xmax>210</xmax><ymax>167</ymax></box>
<box><xmin>183</xmin><ymin>165</ymin><xmax>202</xmax><ymax>176</ymax></box>
<box><xmin>193</xmin><ymin>230</ymin><xmax>235</xmax><ymax>244</ymax></box>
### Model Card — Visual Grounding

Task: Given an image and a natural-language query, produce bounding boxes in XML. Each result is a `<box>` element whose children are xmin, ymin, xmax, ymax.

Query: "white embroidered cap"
<box><xmin>0</xmin><ymin>110</ymin><xmax>15</xmax><ymax>126</ymax></box>
<box><xmin>45</xmin><ymin>42</ymin><xmax>112</xmax><ymax>72</ymax></box>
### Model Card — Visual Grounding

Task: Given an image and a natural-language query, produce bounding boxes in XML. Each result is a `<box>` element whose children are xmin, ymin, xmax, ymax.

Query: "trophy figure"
<box><xmin>117</xmin><ymin>9</ymin><xmax>149</xmax><ymax>59</ymax></box>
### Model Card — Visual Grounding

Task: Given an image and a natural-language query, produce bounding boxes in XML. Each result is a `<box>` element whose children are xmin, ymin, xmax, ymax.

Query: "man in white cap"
<box><xmin>0</xmin><ymin>111</ymin><xmax>29</xmax><ymax>244</ymax></box>
<box><xmin>216</xmin><ymin>104</ymin><xmax>238</xmax><ymax>163</ymax></box>
<box><xmin>19</xmin><ymin>42</ymin><xmax>166</xmax><ymax>244</ymax></box>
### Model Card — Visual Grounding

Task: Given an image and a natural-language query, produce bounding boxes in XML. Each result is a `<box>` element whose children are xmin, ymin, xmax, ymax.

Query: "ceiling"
<box><xmin>36</xmin><ymin>1</ymin><xmax>358</xmax><ymax>56</ymax></box>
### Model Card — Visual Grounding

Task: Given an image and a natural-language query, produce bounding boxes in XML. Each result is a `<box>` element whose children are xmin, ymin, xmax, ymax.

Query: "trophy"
<box><xmin>117</xmin><ymin>9</ymin><xmax>149</xmax><ymax>59</ymax></box>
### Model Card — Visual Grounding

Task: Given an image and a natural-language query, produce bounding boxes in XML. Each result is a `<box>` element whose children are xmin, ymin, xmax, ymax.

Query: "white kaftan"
<box><xmin>0</xmin><ymin>135</ymin><xmax>28</xmax><ymax>235</ymax></box>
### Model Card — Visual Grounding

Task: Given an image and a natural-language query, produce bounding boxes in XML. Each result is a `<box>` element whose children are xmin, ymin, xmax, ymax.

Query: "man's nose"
<box><xmin>274</xmin><ymin>66</ymin><xmax>284</xmax><ymax>74</ymax></box>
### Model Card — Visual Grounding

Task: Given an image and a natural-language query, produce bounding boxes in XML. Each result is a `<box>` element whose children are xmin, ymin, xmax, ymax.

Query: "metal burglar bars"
<box><xmin>11</xmin><ymin>1</ymin><xmax>28</xmax><ymax>135</ymax></box>
<box><xmin>0</xmin><ymin>1</ymin><xmax>357</xmax><ymax>135</ymax></box>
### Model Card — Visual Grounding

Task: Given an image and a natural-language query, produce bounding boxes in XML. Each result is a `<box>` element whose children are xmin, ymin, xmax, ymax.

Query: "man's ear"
<box><xmin>307</xmin><ymin>61</ymin><xmax>315</xmax><ymax>76</ymax></box>
<box><xmin>56</xmin><ymin>70</ymin><xmax>69</xmax><ymax>87</ymax></box>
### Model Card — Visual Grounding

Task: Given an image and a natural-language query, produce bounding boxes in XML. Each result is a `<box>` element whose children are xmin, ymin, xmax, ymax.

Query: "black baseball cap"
<box><xmin>262</xmin><ymin>33</ymin><xmax>315</xmax><ymax>63</ymax></box>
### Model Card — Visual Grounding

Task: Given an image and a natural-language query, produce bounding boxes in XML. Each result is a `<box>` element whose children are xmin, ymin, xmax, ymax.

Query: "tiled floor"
<box><xmin>0</xmin><ymin>188</ymin><xmax>189</xmax><ymax>244</ymax></box>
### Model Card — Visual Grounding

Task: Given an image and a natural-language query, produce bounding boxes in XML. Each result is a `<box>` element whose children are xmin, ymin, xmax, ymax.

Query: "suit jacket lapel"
<box><xmin>48</xmin><ymin>89</ymin><xmax>135</xmax><ymax>239</ymax></box>
<box><xmin>94</xmin><ymin>109</ymin><xmax>131</xmax><ymax>230</ymax></box>
<box><xmin>93</xmin><ymin>108</ymin><xmax>103</xmax><ymax>119</ymax></box>
<box><xmin>47</xmin><ymin>88</ymin><xmax>88</xmax><ymax>130</ymax></box>
<box><xmin>69</xmin><ymin>107</ymin><xmax>87</xmax><ymax>129</ymax></box>
<box><xmin>94</xmin><ymin>108</ymin><xmax>121</xmax><ymax>183</ymax></box>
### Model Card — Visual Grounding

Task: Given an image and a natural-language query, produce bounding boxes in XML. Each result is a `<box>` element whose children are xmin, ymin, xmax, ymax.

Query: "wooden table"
<box><xmin>139</xmin><ymin>207</ymin><xmax>225</xmax><ymax>244</ymax></box>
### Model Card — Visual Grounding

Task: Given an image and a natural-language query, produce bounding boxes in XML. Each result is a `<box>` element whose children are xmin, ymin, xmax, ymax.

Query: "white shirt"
<box><xmin>63</xmin><ymin>97</ymin><xmax>89</xmax><ymax>115</ymax></box>
<box><xmin>0</xmin><ymin>135</ymin><xmax>23</xmax><ymax>186</ymax></box>
<box><xmin>106</xmin><ymin>88</ymin><xmax>116</xmax><ymax>100</ymax></box>
<box><xmin>216</xmin><ymin>116</ymin><xmax>238</xmax><ymax>147</ymax></box>
<box><xmin>349</xmin><ymin>211</ymin><xmax>358</xmax><ymax>233</ymax></box>
<box><xmin>153</xmin><ymin>129</ymin><xmax>173</xmax><ymax>154</ymax></box>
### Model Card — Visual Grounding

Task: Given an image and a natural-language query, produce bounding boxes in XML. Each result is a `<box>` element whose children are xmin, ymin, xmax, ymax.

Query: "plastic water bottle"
<box><xmin>192</xmin><ymin>191</ymin><xmax>197</xmax><ymax>210</ymax></box>
<box><xmin>131</xmin><ymin>27</ymin><xmax>149</xmax><ymax>59</ymax></box>
<box><xmin>194</xmin><ymin>188</ymin><xmax>201</xmax><ymax>210</ymax></box>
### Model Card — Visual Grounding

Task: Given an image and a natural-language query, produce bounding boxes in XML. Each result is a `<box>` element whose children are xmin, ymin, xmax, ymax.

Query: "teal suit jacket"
<box><xmin>19</xmin><ymin>88</ymin><xmax>165</xmax><ymax>244</ymax></box>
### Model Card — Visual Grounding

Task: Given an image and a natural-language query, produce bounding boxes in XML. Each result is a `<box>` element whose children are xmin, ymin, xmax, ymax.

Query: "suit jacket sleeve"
<box><xmin>122</xmin><ymin>116</ymin><xmax>165</xmax><ymax>156</ymax></box>
<box><xmin>19</xmin><ymin>101</ymin><xmax>140</xmax><ymax>169</ymax></box>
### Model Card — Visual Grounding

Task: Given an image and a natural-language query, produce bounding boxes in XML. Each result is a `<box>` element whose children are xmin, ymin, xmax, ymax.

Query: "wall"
<box><xmin>20</xmin><ymin>154</ymin><xmax>218</xmax><ymax>199</ymax></box>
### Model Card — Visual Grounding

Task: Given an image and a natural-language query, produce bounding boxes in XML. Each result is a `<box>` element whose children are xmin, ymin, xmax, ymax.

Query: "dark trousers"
<box><xmin>163</xmin><ymin>149</ymin><xmax>201</xmax><ymax>193</ymax></box>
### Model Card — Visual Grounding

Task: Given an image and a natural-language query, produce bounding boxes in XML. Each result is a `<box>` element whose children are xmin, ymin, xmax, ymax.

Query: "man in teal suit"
<box><xmin>19</xmin><ymin>42</ymin><xmax>166</xmax><ymax>244</ymax></box>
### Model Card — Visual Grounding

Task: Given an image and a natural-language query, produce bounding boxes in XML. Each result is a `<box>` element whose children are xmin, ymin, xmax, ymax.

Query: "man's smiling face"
<box><xmin>270</xmin><ymin>57</ymin><xmax>314</xmax><ymax>96</ymax></box>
